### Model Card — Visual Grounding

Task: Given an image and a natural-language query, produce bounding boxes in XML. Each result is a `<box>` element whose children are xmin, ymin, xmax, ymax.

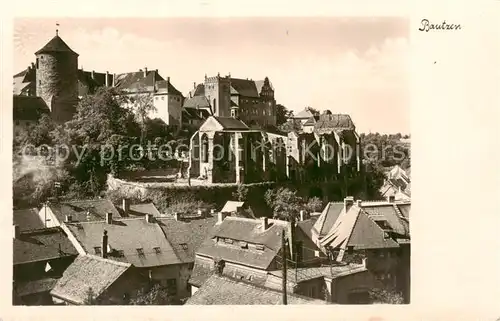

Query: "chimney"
<box><xmin>299</xmin><ymin>210</ymin><xmax>307</xmax><ymax>221</ymax></box>
<box><xmin>144</xmin><ymin>67</ymin><xmax>148</xmax><ymax>77</ymax></box>
<box><xmin>112</xmin><ymin>73</ymin><xmax>116</xmax><ymax>87</ymax></box>
<box><xmin>31</xmin><ymin>62</ymin><xmax>35</xmax><ymax>70</ymax></box>
<box><xmin>65</xmin><ymin>215</ymin><xmax>72</xmax><ymax>223</ymax></box>
<box><xmin>105</xmin><ymin>71</ymin><xmax>109</xmax><ymax>87</ymax></box>
<box><xmin>174</xmin><ymin>212</ymin><xmax>180</xmax><ymax>221</ymax></box>
<box><xmin>388</xmin><ymin>195</ymin><xmax>395</xmax><ymax>203</ymax></box>
<box><xmin>193</xmin><ymin>82</ymin><xmax>196</xmax><ymax>89</ymax></box>
<box><xmin>102</xmin><ymin>230</ymin><xmax>108</xmax><ymax>258</ymax></box>
<box><xmin>167</xmin><ymin>76</ymin><xmax>170</xmax><ymax>83</ymax></box>
<box><xmin>344</xmin><ymin>196</ymin><xmax>354</xmax><ymax>212</ymax></box>
<box><xmin>145</xmin><ymin>213</ymin><xmax>155</xmax><ymax>223</ymax></box>
<box><xmin>91</xmin><ymin>70</ymin><xmax>95</xmax><ymax>80</ymax></box>
<box><xmin>106</xmin><ymin>212</ymin><xmax>113</xmax><ymax>224</ymax></box>
<box><xmin>13</xmin><ymin>225</ymin><xmax>20</xmax><ymax>239</ymax></box>
<box><xmin>152</xmin><ymin>71</ymin><xmax>156</xmax><ymax>91</ymax></box>
<box><xmin>261</xmin><ymin>217</ymin><xmax>269</xmax><ymax>231</ymax></box>
<box><xmin>122</xmin><ymin>199</ymin><xmax>130</xmax><ymax>216</ymax></box>
<box><xmin>356</xmin><ymin>200</ymin><xmax>362</xmax><ymax>207</ymax></box>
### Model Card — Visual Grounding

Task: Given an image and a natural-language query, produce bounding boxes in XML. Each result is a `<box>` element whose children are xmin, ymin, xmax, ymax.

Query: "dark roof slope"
<box><xmin>229</xmin><ymin>78</ymin><xmax>259</xmax><ymax>97</ymax></box>
<box><xmin>13</xmin><ymin>96</ymin><xmax>50</xmax><ymax>121</ymax></box>
<box><xmin>13</xmin><ymin>227</ymin><xmax>78</xmax><ymax>265</ymax></box>
<box><xmin>65</xmin><ymin>217</ymin><xmax>181</xmax><ymax>267</ymax></box>
<box><xmin>155</xmin><ymin>80</ymin><xmax>183</xmax><ymax>96</ymax></box>
<box><xmin>13</xmin><ymin>208</ymin><xmax>44</xmax><ymax>232</ymax></box>
<box><xmin>48</xmin><ymin>199</ymin><xmax>121</xmax><ymax>223</ymax></box>
<box><xmin>157</xmin><ymin>216</ymin><xmax>218</xmax><ymax>263</ymax></box>
<box><xmin>183</xmin><ymin>96</ymin><xmax>212</xmax><ymax>109</ymax></box>
<box><xmin>114</xmin><ymin>70</ymin><xmax>164</xmax><ymax>92</ymax></box>
<box><xmin>185</xmin><ymin>274</ymin><xmax>326</xmax><ymax>305</ymax></box>
<box><xmin>50</xmin><ymin>255</ymin><xmax>131</xmax><ymax>304</ymax></box>
<box><xmin>215</xmin><ymin>117</ymin><xmax>249</xmax><ymax>130</ymax></box>
<box><xmin>35</xmin><ymin>35</ymin><xmax>78</xmax><ymax>55</ymax></box>
<box><xmin>314</xmin><ymin>114</ymin><xmax>355</xmax><ymax>132</ymax></box>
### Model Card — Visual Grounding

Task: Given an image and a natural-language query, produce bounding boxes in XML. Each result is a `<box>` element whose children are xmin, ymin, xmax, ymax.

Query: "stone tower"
<box><xmin>204</xmin><ymin>73</ymin><xmax>231</xmax><ymax>117</ymax></box>
<box><xmin>35</xmin><ymin>29</ymin><xmax>79</xmax><ymax>123</ymax></box>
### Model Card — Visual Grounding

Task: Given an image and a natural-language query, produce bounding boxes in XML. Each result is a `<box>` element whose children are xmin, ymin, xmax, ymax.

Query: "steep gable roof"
<box><xmin>215</xmin><ymin>117</ymin><xmax>250</xmax><ymax>130</ymax></box>
<box><xmin>13</xmin><ymin>227</ymin><xmax>78</xmax><ymax>265</ymax></box>
<box><xmin>35</xmin><ymin>35</ymin><xmax>78</xmax><ymax>55</ymax></box>
<box><xmin>50</xmin><ymin>255</ymin><xmax>131</xmax><ymax>304</ymax></box>
<box><xmin>229</xmin><ymin>78</ymin><xmax>260</xmax><ymax>97</ymax></box>
<box><xmin>185</xmin><ymin>274</ymin><xmax>326</xmax><ymax>305</ymax></box>
<box><xmin>65</xmin><ymin>217</ymin><xmax>181</xmax><ymax>267</ymax></box>
<box><xmin>312</xmin><ymin>202</ymin><xmax>345</xmax><ymax>238</ymax></box>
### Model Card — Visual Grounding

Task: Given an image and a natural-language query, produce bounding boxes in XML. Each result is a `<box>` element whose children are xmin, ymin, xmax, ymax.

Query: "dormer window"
<box><xmin>224</xmin><ymin>238</ymin><xmax>233</xmax><ymax>244</ymax></box>
<box><xmin>153</xmin><ymin>247</ymin><xmax>161</xmax><ymax>254</ymax></box>
<box><xmin>180</xmin><ymin>243</ymin><xmax>188</xmax><ymax>250</ymax></box>
<box><xmin>240</xmin><ymin>241</ymin><xmax>248</xmax><ymax>249</ymax></box>
<box><xmin>136</xmin><ymin>248</ymin><xmax>145</xmax><ymax>257</ymax></box>
<box><xmin>255</xmin><ymin>244</ymin><xmax>264</xmax><ymax>251</ymax></box>
<box><xmin>94</xmin><ymin>247</ymin><xmax>102</xmax><ymax>255</ymax></box>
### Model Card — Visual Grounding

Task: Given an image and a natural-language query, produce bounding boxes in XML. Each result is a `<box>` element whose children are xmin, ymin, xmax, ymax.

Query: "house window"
<box><xmin>166</xmin><ymin>279</ymin><xmax>177</xmax><ymax>295</ymax></box>
<box><xmin>36</xmin><ymin>58</ymin><xmax>39</xmax><ymax>68</ymax></box>
<box><xmin>347</xmin><ymin>246</ymin><xmax>354</xmax><ymax>254</ymax></box>
<box><xmin>136</xmin><ymin>248</ymin><xmax>145</xmax><ymax>257</ymax></box>
<box><xmin>94</xmin><ymin>247</ymin><xmax>102</xmax><ymax>255</ymax></box>
<box><xmin>255</xmin><ymin>244</ymin><xmax>264</xmax><ymax>251</ymax></box>
<box><xmin>39</xmin><ymin>80</ymin><xmax>41</xmax><ymax>85</ymax></box>
<box><xmin>379</xmin><ymin>251</ymin><xmax>385</xmax><ymax>258</ymax></box>
<box><xmin>161</xmin><ymin>96</ymin><xmax>164</xmax><ymax>100</ymax></box>
<box><xmin>224</xmin><ymin>238</ymin><xmax>234</xmax><ymax>244</ymax></box>
<box><xmin>153</xmin><ymin>247</ymin><xmax>161</xmax><ymax>254</ymax></box>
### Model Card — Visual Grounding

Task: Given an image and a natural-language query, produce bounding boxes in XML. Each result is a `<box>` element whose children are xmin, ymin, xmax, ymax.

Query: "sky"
<box><xmin>14</xmin><ymin>17</ymin><xmax>410</xmax><ymax>134</ymax></box>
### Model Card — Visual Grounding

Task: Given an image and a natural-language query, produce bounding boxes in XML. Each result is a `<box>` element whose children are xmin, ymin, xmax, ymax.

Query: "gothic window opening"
<box><xmin>201</xmin><ymin>134</ymin><xmax>209</xmax><ymax>163</ymax></box>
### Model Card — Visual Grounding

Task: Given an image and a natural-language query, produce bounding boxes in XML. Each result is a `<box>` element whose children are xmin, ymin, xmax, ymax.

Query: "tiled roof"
<box><xmin>268</xmin><ymin>264</ymin><xmax>367</xmax><ymax>283</ymax></box>
<box><xmin>280</xmin><ymin>119</ymin><xmax>303</xmax><ymax>133</ymax></box>
<box><xmin>116</xmin><ymin>202</ymin><xmax>161</xmax><ymax>217</ymax></box>
<box><xmin>319</xmin><ymin>203</ymin><xmax>400</xmax><ymax>254</ymax></box>
<box><xmin>312</xmin><ymin>202</ymin><xmax>345</xmax><ymax>237</ymax></box>
<box><xmin>196</xmin><ymin>217</ymin><xmax>289</xmax><ymax>269</ymax></box>
<box><xmin>13</xmin><ymin>208</ymin><xmax>45</xmax><ymax>232</ymax></box>
<box><xmin>13</xmin><ymin>227</ymin><xmax>78</xmax><ymax>265</ymax></box>
<box><xmin>183</xmin><ymin>96</ymin><xmax>212</xmax><ymax>109</ymax></box>
<box><xmin>157</xmin><ymin>216</ymin><xmax>218</xmax><ymax>264</ymax></box>
<box><xmin>397</xmin><ymin>203</ymin><xmax>411</xmax><ymax>220</ymax></box>
<box><xmin>155</xmin><ymin>80</ymin><xmax>183</xmax><ymax>96</ymax></box>
<box><xmin>50</xmin><ymin>255</ymin><xmax>131</xmax><ymax>304</ymax></box>
<box><xmin>362</xmin><ymin>203</ymin><xmax>409</xmax><ymax>237</ymax></box>
<box><xmin>14</xmin><ymin>277</ymin><xmax>59</xmax><ymax>297</ymax></box>
<box><xmin>214</xmin><ymin>117</ymin><xmax>249</xmax><ymax>130</ymax></box>
<box><xmin>48</xmin><ymin>199</ymin><xmax>121</xmax><ymax>223</ymax></box>
<box><xmin>13</xmin><ymin>96</ymin><xmax>50</xmax><ymax>121</ymax></box>
<box><xmin>185</xmin><ymin>274</ymin><xmax>326</xmax><ymax>305</ymax></box>
<box><xmin>35</xmin><ymin>35</ymin><xmax>78</xmax><ymax>55</ymax></box>
<box><xmin>189</xmin><ymin>260</ymin><xmax>214</xmax><ymax>287</ymax></box>
<box><xmin>114</xmin><ymin>70</ymin><xmax>164</xmax><ymax>92</ymax></box>
<box><xmin>65</xmin><ymin>217</ymin><xmax>182</xmax><ymax>268</ymax></box>
<box><xmin>314</xmin><ymin>114</ymin><xmax>355</xmax><ymax>133</ymax></box>
<box><xmin>190</xmin><ymin>83</ymin><xmax>205</xmax><ymax>97</ymax></box>
<box><xmin>229</xmin><ymin>78</ymin><xmax>260</xmax><ymax>98</ymax></box>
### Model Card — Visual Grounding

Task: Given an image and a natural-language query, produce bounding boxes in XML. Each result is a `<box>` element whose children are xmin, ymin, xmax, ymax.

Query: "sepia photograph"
<box><xmin>12</xmin><ymin>17</ymin><xmax>411</xmax><ymax>306</ymax></box>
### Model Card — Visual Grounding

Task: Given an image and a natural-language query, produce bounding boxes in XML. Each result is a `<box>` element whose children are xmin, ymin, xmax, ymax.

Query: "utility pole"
<box><xmin>281</xmin><ymin>229</ymin><xmax>287</xmax><ymax>305</ymax></box>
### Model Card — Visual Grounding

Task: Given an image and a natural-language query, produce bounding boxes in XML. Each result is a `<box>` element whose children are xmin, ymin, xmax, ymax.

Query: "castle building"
<box><xmin>13</xmin><ymin>32</ymin><xmax>184</xmax><ymax>129</ymax></box>
<box><xmin>183</xmin><ymin>73</ymin><xmax>276</xmax><ymax>128</ymax></box>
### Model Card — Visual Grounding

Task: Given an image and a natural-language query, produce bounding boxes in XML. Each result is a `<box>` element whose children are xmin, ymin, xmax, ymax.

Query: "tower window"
<box><xmin>36</xmin><ymin>58</ymin><xmax>39</xmax><ymax>69</ymax></box>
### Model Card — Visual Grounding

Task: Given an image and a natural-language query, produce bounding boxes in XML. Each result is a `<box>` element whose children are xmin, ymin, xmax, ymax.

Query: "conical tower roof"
<box><xmin>35</xmin><ymin>35</ymin><xmax>78</xmax><ymax>56</ymax></box>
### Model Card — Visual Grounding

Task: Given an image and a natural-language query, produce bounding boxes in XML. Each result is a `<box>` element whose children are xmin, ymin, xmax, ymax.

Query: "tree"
<box><xmin>131</xmin><ymin>283</ymin><xmax>174</xmax><ymax>305</ymax></box>
<box><xmin>305</xmin><ymin>196</ymin><xmax>323</xmax><ymax>213</ymax></box>
<box><xmin>232</xmin><ymin>184</ymin><xmax>249</xmax><ymax>202</ymax></box>
<box><xmin>264</xmin><ymin>187</ymin><xmax>303</xmax><ymax>221</ymax></box>
<box><xmin>54</xmin><ymin>87</ymin><xmax>140</xmax><ymax>197</ymax></box>
<box><xmin>276</xmin><ymin>104</ymin><xmax>292</xmax><ymax>126</ymax></box>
